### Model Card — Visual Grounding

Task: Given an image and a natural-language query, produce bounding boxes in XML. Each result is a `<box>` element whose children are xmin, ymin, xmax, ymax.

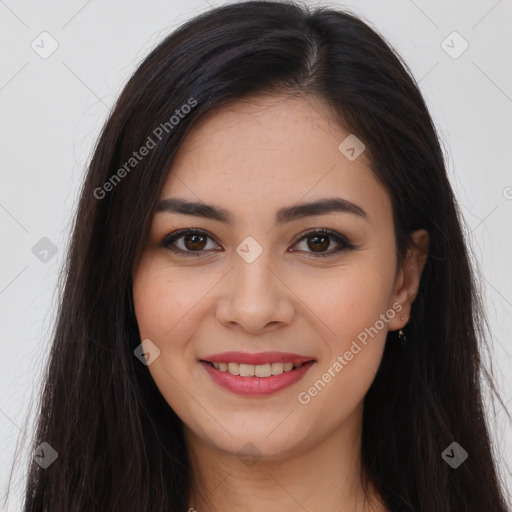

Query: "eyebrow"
<box><xmin>155</xmin><ymin>197</ymin><xmax>371</xmax><ymax>225</ymax></box>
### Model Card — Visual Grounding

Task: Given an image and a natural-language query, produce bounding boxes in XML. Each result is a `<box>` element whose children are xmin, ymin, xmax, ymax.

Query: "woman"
<box><xmin>12</xmin><ymin>1</ymin><xmax>510</xmax><ymax>510</ymax></box>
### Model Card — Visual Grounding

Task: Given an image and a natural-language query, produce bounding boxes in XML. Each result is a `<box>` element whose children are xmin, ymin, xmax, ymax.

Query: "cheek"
<box><xmin>132</xmin><ymin>255</ymin><xmax>201</xmax><ymax>410</ymax></box>
<box><xmin>133</xmin><ymin>254</ymin><xmax>208</xmax><ymax>342</ymax></box>
<box><xmin>133</xmin><ymin>261</ymin><xmax>171</xmax><ymax>341</ymax></box>
<box><xmin>296</xmin><ymin>261</ymin><xmax>394</xmax><ymax>346</ymax></box>
<box><xmin>296</xmin><ymin>287</ymin><xmax>389</xmax><ymax>429</ymax></box>
<box><xmin>294</xmin><ymin>259</ymin><xmax>393</xmax><ymax>403</ymax></box>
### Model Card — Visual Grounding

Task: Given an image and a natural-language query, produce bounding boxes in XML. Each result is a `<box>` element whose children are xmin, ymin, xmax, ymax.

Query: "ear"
<box><xmin>388</xmin><ymin>229</ymin><xmax>429</xmax><ymax>331</ymax></box>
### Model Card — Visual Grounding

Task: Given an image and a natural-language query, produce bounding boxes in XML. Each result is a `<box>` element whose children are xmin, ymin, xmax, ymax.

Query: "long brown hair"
<box><xmin>6</xmin><ymin>1</ymin><xmax>510</xmax><ymax>510</ymax></box>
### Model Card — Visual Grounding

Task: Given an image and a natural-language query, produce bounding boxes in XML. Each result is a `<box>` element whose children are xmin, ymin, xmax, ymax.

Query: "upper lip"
<box><xmin>201</xmin><ymin>351</ymin><xmax>316</xmax><ymax>365</ymax></box>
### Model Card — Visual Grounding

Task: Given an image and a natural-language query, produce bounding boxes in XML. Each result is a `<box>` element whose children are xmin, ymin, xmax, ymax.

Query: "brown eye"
<box><xmin>306</xmin><ymin>234</ymin><xmax>330</xmax><ymax>252</ymax></box>
<box><xmin>160</xmin><ymin>229</ymin><xmax>220</xmax><ymax>256</ymax></box>
<box><xmin>291</xmin><ymin>229</ymin><xmax>355</xmax><ymax>258</ymax></box>
<box><xmin>182</xmin><ymin>233</ymin><xmax>207</xmax><ymax>251</ymax></box>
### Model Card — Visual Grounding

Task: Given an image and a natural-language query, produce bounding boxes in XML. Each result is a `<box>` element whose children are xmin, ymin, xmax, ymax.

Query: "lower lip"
<box><xmin>200</xmin><ymin>360</ymin><xmax>315</xmax><ymax>396</ymax></box>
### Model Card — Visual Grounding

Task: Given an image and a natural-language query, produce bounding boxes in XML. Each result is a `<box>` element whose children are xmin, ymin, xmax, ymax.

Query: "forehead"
<box><xmin>159</xmin><ymin>94</ymin><xmax>391</xmax><ymax>228</ymax></box>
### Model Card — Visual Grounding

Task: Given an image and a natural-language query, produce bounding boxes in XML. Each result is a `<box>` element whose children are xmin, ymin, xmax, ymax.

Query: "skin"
<box><xmin>133</xmin><ymin>93</ymin><xmax>429</xmax><ymax>512</ymax></box>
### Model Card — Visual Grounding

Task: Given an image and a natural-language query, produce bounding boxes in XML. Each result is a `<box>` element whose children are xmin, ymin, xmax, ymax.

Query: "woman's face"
<box><xmin>133</xmin><ymin>93</ymin><xmax>426</xmax><ymax>460</ymax></box>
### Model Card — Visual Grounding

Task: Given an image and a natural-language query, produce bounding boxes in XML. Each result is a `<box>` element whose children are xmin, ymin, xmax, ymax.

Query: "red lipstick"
<box><xmin>199</xmin><ymin>351</ymin><xmax>316</xmax><ymax>396</ymax></box>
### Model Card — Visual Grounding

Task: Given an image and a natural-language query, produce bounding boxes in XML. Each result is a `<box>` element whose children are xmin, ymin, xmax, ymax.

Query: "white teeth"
<box><xmin>210</xmin><ymin>361</ymin><xmax>304</xmax><ymax>377</ymax></box>
<box><xmin>239</xmin><ymin>364</ymin><xmax>255</xmax><ymax>377</ymax></box>
<box><xmin>271</xmin><ymin>362</ymin><xmax>284</xmax><ymax>375</ymax></box>
<box><xmin>254</xmin><ymin>363</ymin><xmax>272</xmax><ymax>377</ymax></box>
<box><xmin>227</xmin><ymin>362</ymin><xmax>239</xmax><ymax>375</ymax></box>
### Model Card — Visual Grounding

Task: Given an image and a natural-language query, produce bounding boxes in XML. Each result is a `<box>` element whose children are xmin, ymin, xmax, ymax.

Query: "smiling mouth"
<box><xmin>201</xmin><ymin>360</ymin><xmax>313</xmax><ymax>377</ymax></box>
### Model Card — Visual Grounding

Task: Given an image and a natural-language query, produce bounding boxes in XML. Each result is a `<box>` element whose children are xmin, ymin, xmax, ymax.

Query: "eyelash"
<box><xmin>159</xmin><ymin>228</ymin><xmax>356</xmax><ymax>258</ymax></box>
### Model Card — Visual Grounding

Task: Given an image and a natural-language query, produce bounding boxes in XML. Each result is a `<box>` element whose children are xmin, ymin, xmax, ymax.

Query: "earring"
<box><xmin>398</xmin><ymin>316</ymin><xmax>407</xmax><ymax>347</ymax></box>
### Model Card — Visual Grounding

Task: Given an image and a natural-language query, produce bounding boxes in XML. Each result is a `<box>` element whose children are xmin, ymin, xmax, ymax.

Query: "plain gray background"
<box><xmin>1</xmin><ymin>0</ymin><xmax>511</xmax><ymax>509</ymax></box>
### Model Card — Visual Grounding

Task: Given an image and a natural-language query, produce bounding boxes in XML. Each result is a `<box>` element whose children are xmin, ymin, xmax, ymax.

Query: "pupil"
<box><xmin>186</xmin><ymin>234</ymin><xmax>206</xmax><ymax>251</ymax></box>
<box><xmin>309</xmin><ymin>235</ymin><xmax>328</xmax><ymax>252</ymax></box>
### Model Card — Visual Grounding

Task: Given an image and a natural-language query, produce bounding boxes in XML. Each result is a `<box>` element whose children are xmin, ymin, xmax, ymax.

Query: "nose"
<box><xmin>215</xmin><ymin>252</ymin><xmax>295</xmax><ymax>335</ymax></box>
